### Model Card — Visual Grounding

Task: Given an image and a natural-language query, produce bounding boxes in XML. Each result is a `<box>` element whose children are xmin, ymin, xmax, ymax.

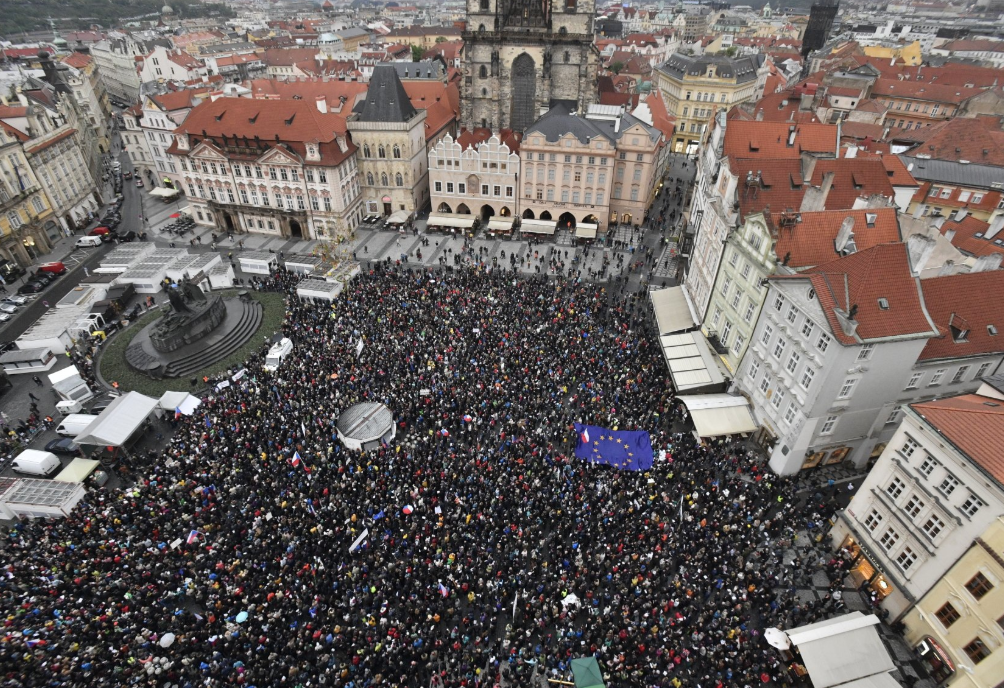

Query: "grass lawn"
<box><xmin>97</xmin><ymin>291</ymin><xmax>286</xmax><ymax>396</ymax></box>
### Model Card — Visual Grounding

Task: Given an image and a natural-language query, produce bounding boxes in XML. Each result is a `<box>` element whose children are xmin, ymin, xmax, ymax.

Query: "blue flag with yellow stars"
<box><xmin>573</xmin><ymin>423</ymin><xmax>654</xmax><ymax>471</ymax></box>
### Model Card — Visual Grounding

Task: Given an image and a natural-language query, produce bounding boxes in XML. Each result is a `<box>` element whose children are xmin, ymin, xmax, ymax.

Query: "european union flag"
<box><xmin>573</xmin><ymin>423</ymin><xmax>654</xmax><ymax>471</ymax></box>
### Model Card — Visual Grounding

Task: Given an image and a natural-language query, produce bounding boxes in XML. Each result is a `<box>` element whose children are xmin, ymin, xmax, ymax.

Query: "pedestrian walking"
<box><xmin>31</xmin><ymin>375</ymin><xmax>43</xmax><ymax>386</ymax></box>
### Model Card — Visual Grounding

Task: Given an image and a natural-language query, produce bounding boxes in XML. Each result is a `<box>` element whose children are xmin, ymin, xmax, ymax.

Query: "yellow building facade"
<box><xmin>0</xmin><ymin>127</ymin><xmax>57</xmax><ymax>272</ymax></box>
<box><xmin>862</xmin><ymin>41</ymin><xmax>922</xmax><ymax>66</ymax></box>
<box><xmin>903</xmin><ymin>517</ymin><xmax>1004</xmax><ymax>688</ymax></box>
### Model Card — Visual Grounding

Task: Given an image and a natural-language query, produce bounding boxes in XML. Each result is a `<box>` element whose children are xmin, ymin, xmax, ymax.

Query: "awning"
<box><xmin>158</xmin><ymin>391</ymin><xmax>202</xmax><ymax>415</ymax></box>
<box><xmin>676</xmin><ymin>394</ymin><xmax>757</xmax><ymax>437</ymax></box>
<box><xmin>387</xmin><ymin>210</ymin><xmax>409</xmax><ymax>224</ymax></box>
<box><xmin>75</xmin><ymin>391</ymin><xmax>159</xmax><ymax>447</ymax></box>
<box><xmin>148</xmin><ymin>187</ymin><xmax>179</xmax><ymax>198</ymax></box>
<box><xmin>487</xmin><ymin>219</ymin><xmax>514</xmax><ymax>232</ymax></box>
<box><xmin>426</xmin><ymin>213</ymin><xmax>475</xmax><ymax>229</ymax></box>
<box><xmin>53</xmin><ymin>458</ymin><xmax>100</xmax><ymax>483</ymax></box>
<box><xmin>576</xmin><ymin>223</ymin><xmax>598</xmax><ymax>239</ymax></box>
<box><xmin>660</xmin><ymin>332</ymin><xmax>726</xmax><ymax>392</ymax></box>
<box><xmin>786</xmin><ymin>613</ymin><xmax>896</xmax><ymax>688</ymax></box>
<box><xmin>650</xmin><ymin>286</ymin><xmax>698</xmax><ymax>335</ymax></box>
<box><xmin>521</xmin><ymin>219</ymin><xmax>557</xmax><ymax>235</ymax></box>
<box><xmin>570</xmin><ymin>657</ymin><xmax>605</xmax><ymax>688</ymax></box>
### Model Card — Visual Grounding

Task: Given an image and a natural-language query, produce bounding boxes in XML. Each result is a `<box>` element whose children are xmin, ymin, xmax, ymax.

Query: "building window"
<box><xmin>919</xmin><ymin>454</ymin><xmax>938</xmax><ymax>475</ymax></box>
<box><xmin>311</xmin><ymin>195</ymin><xmax>320</xmax><ymax>211</ymax></box>
<box><xmin>434</xmin><ymin>181</ymin><xmax>442</xmax><ymax>192</ymax></box>
<box><xmin>748</xmin><ymin>359</ymin><xmax>760</xmax><ymax>381</ymax></box>
<box><xmin>905</xmin><ymin>372</ymin><xmax>923</xmax><ymax>389</ymax></box>
<box><xmin>733</xmin><ymin>334</ymin><xmax>745</xmax><ymax>354</ymax></box>
<box><xmin>820</xmin><ymin>415</ymin><xmax>839</xmax><ymax>436</ymax></box>
<box><xmin>817</xmin><ymin>333</ymin><xmax>831</xmax><ymax>352</ymax></box>
<box><xmin>731</xmin><ymin>288</ymin><xmax>742</xmax><ymax>309</ymax></box>
<box><xmin>976</xmin><ymin>362</ymin><xmax>993</xmax><ymax>379</ymax></box>
<box><xmin>729</xmin><ymin>251</ymin><xmax>739</xmax><ymax>268</ymax></box>
<box><xmin>879</xmin><ymin>527</ymin><xmax>900</xmax><ymax>551</ymax></box>
<box><xmin>864</xmin><ymin>509</ymin><xmax>883</xmax><ymax>532</ymax></box>
<box><xmin>761</xmin><ymin>324</ymin><xmax>773</xmax><ymax>347</ymax></box>
<box><xmin>786</xmin><ymin>305</ymin><xmax>797</xmax><ymax>324</ymax></box>
<box><xmin>393</xmin><ymin>145</ymin><xmax>401</xmax><ymax>159</ymax></box>
<box><xmin>963</xmin><ymin>638</ymin><xmax>991</xmax><ymax>664</ymax></box>
<box><xmin>720</xmin><ymin>277</ymin><xmax>732</xmax><ymax>298</ymax></box>
<box><xmin>922</xmin><ymin>515</ymin><xmax>945</xmax><ymax>540</ymax></box>
<box><xmin>786</xmin><ymin>351</ymin><xmax>800</xmax><ymax>374</ymax></box>
<box><xmin>784</xmin><ymin>402</ymin><xmax>797</xmax><ymax>424</ymax></box>
<box><xmin>800</xmin><ymin>367</ymin><xmax>815</xmax><ymax>390</ymax></box>
<box><xmin>743</xmin><ymin>301</ymin><xmax>755</xmax><ymax>323</ymax></box>
<box><xmin>951</xmin><ymin>365</ymin><xmax>970</xmax><ymax>384</ymax></box>
<box><xmin>772</xmin><ymin>338</ymin><xmax>786</xmax><ymax>360</ymax></box>
<box><xmin>886</xmin><ymin>477</ymin><xmax>905</xmax><ymax>500</ymax></box>
<box><xmin>837</xmin><ymin>378</ymin><xmax>858</xmax><ymax>399</ymax></box>
<box><xmin>965</xmin><ymin>573</ymin><xmax>994</xmax><ymax>600</ymax></box>
<box><xmin>721</xmin><ymin>320</ymin><xmax>733</xmax><ymax>345</ymax></box>
<box><xmin>962</xmin><ymin>493</ymin><xmax>985</xmax><ymax>517</ymax></box>
<box><xmin>896</xmin><ymin>547</ymin><xmax>918</xmax><ymax>571</ymax></box>
<box><xmin>771</xmin><ymin>388</ymin><xmax>785</xmax><ymax>410</ymax></box>
<box><xmin>938</xmin><ymin>474</ymin><xmax>959</xmax><ymax>497</ymax></box>
<box><xmin>482</xmin><ymin>185</ymin><xmax>489</xmax><ymax>196</ymax></box>
<box><xmin>935</xmin><ymin>602</ymin><xmax>960</xmax><ymax>628</ymax></box>
<box><xmin>773</xmin><ymin>294</ymin><xmax>784</xmax><ymax>311</ymax></box>
<box><xmin>857</xmin><ymin>344</ymin><xmax>874</xmax><ymax>361</ymax></box>
<box><xmin>929</xmin><ymin>369</ymin><xmax>946</xmax><ymax>386</ymax></box>
<box><xmin>904</xmin><ymin>496</ymin><xmax>925</xmax><ymax>519</ymax></box>
<box><xmin>6</xmin><ymin>211</ymin><xmax>21</xmax><ymax>228</ymax></box>
<box><xmin>759</xmin><ymin>375</ymin><xmax>770</xmax><ymax>394</ymax></box>
<box><xmin>885</xmin><ymin>406</ymin><xmax>902</xmax><ymax>425</ymax></box>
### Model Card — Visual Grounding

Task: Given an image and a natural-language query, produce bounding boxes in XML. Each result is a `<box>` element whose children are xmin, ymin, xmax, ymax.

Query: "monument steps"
<box><xmin>161</xmin><ymin>300</ymin><xmax>263</xmax><ymax>378</ymax></box>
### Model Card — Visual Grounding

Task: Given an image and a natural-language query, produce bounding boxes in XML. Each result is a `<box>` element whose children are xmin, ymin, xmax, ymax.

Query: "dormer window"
<box><xmin>988</xmin><ymin>325</ymin><xmax>998</xmax><ymax>336</ymax></box>
<box><xmin>950</xmin><ymin>325</ymin><xmax>969</xmax><ymax>342</ymax></box>
<box><xmin>878</xmin><ymin>298</ymin><xmax>889</xmax><ymax>310</ymax></box>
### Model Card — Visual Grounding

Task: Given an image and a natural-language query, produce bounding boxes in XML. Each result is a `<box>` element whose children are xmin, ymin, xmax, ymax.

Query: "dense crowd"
<box><xmin>1</xmin><ymin>265</ymin><xmax>842</xmax><ymax>688</ymax></box>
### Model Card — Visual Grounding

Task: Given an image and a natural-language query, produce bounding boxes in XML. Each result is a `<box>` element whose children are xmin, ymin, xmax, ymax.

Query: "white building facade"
<box><xmin>429</xmin><ymin>133</ymin><xmax>520</xmax><ymax>222</ymax></box>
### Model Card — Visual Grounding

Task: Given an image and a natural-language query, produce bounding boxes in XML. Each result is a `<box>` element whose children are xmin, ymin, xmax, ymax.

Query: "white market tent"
<box><xmin>650</xmin><ymin>287</ymin><xmax>698</xmax><ymax>335</ymax></box>
<box><xmin>387</xmin><ymin>210</ymin><xmax>410</xmax><ymax>225</ymax></box>
<box><xmin>487</xmin><ymin>219</ymin><xmax>514</xmax><ymax>232</ymax></box>
<box><xmin>0</xmin><ymin>477</ymin><xmax>86</xmax><ymax>519</ymax></box>
<box><xmin>521</xmin><ymin>219</ymin><xmax>557</xmax><ymax>235</ymax></box>
<box><xmin>786</xmin><ymin>613</ymin><xmax>896</xmax><ymax>688</ymax></box>
<box><xmin>676</xmin><ymin>394</ymin><xmax>757</xmax><ymax>438</ymax></box>
<box><xmin>659</xmin><ymin>332</ymin><xmax>726</xmax><ymax>392</ymax></box>
<box><xmin>575</xmin><ymin>223</ymin><xmax>598</xmax><ymax>239</ymax></box>
<box><xmin>149</xmin><ymin>187</ymin><xmax>179</xmax><ymax>198</ymax></box>
<box><xmin>53</xmin><ymin>458</ymin><xmax>101</xmax><ymax>483</ymax></box>
<box><xmin>426</xmin><ymin>213</ymin><xmax>475</xmax><ymax>229</ymax></box>
<box><xmin>75</xmin><ymin>391</ymin><xmax>159</xmax><ymax>447</ymax></box>
<box><xmin>158</xmin><ymin>391</ymin><xmax>202</xmax><ymax>416</ymax></box>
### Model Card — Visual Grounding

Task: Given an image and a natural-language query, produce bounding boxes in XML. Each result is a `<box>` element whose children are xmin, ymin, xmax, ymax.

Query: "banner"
<box><xmin>349</xmin><ymin>528</ymin><xmax>369</xmax><ymax>553</ymax></box>
<box><xmin>573</xmin><ymin>423</ymin><xmax>654</xmax><ymax>471</ymax></box>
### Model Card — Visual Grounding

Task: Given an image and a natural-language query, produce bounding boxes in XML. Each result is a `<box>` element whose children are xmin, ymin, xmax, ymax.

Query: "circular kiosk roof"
<box><xmin>336</xmin><ymin>403</ymin><xmax>394</xmax><ymax>443</ymax></box>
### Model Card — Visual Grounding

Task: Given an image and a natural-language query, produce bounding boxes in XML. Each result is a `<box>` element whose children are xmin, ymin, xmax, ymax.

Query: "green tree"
<box><xmin>609</xmin><ymin>61</ymin><xmax>624</xmax><ymax>75</ymax></box>
<box><xmin>435</xmin><ymin>36</ymin><xmax>448</xmax><ymax>43</ymax></box>
<box><xmin>412</xmin><ymin>44</ymin><xmax>424</xmax><ymax>62</ymax></box>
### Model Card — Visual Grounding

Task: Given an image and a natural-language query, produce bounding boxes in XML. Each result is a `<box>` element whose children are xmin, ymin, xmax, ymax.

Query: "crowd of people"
<box><xmin>1</xmin><ymin>264</ymin><xmax>843</xmax><ymax>688</ymax></box>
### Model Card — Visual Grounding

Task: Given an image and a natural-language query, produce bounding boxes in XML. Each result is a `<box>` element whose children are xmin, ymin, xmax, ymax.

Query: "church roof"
<box><xmin>354</xmin><ymin>65</ymin><xmax>418</xmax><ymax>123</ymax></box>
<box><xmin>524</xmin><ymin>106</ymin><xmax>614</xmax><ymax>145</ymax></box>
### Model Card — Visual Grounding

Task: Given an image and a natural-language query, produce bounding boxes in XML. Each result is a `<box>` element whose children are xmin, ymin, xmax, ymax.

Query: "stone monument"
<box><xmin>150</xmin><ymin>276</ymin><xmax>227</xmax><ymax>353</ymax></box>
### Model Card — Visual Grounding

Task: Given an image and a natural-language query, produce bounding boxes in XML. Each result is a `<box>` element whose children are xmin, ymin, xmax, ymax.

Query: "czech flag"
<box><xmin>402</xmin><ymin>505</ymin><xmax>414</xmax><ymax>515</ymax></box>
<box><xmin>186</xmin><ymin>530</ymin><xmax>201</xmax><ymax>545</ymax></box>
<box><xmin>579</xmin><ymin>427</ymin><xmax>590</xmax><ymax>444</ymax></box>
<box><xmin>462</xmin><ymin>414</ymin><xmax>473</xmax><ymax>423</ymax></box>
<box><xmin>174</xmin><ymin>407</ymin><xmax>182</xmax><ymax>420</ymax></box>
<box><xmin>289</xmin><ymin>453</ymin><xmax>301</xmax><ymax>468</ymax></box>
<box><xmin>440</xmin><ymin>428</ymin><xmax>449</xmax><ymax>437</ymax></box>
<box><xmin>438</xmin><ymin>582</ymin><xmax>449</xmax><ymax>597</ymax></box>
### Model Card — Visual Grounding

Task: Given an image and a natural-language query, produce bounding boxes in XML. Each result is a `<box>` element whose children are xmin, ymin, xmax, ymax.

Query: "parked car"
<box><xmin>89</xmin><ymin>226</ymin><xmax>111</xmax><ymax>238</ymax></box>
<box><xmin>2</xmin><ymin>295</ymin><xmax>28</xmax><ymax>306</ymax></box>
<box><xmin>44</xmin><ymin>437</ymin><xmax>80</xmax><ymax>455</ymax></box>
<box><xmin>0</xmin><ymin>303</ymin><xmax>17</xmax><ymax>314</ymax></box>
<box><xmin>135</xmin><ymin>179</ymin><xmax>144</xmax><ymax>188</ymax></box>
<box><xmin>0</xmin><ymin>313</ymin><xmax>11</xmax><ymax>322</ymax></box>
<box><xmin>123</xmin><ymin>171</ymin><xmax>132</xmax><ymax>179</ymax></box>
<box><xmin>117</xmin><ymin>230</ymin><xmax>137</xmax><ymax>242</ymax></box>
<box><xmin>29</xmin><ymin>271</ymin><xmax>53</xmax><ymax>285</ymax></box>
<box><xmin>17</xmin><ymin>281</ymin><xmax>45</xmax><ymax>294</ymax></box>
<box><xmin>37</xmin><ymin>262</ymin><xmax>66</xmax><ymax>276</ymax></box>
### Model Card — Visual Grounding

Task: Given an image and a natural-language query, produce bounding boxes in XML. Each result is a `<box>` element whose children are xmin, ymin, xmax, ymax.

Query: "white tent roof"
<box><xmin>487</xmin><ymin>219</ymin><xmax>514</xmax><ymax>231</ymax></box>
<box><xmin>659</xmin><ymin>332</ymin><xmax>726</xmax><ymax>392</ymax></box>
<box><xmin>75</xmin><ymin>391</ymin><xmax>159</xmax><ymax>447</ymax></box>
<box><xmin>676</xmin><ymin>394</ymin><xmax>758</xmax><ymax>437</ymax></box>
<box><xmin>427</xmin><ymin>213</ymin><xmax>475</xmax><ymax>229</ymax></box>
<box><xmin>576</xmin><ymin>224</ymin><xmax>598</xmax><ymax>239</ymax></box>
<box><xmin>158</xmin><ymin>391</ymin><xmax>202</xmax><ymax>415</ymax></box>
<box><xmin>387</xmin><ymin>210</ymin><xmax>410</xmax><ymax>224</ymax></box>
<box><xmin>787</xmin><ymin>613</ymin><xmax>896</xmax><ymax>688</ymax></box>
<box><xmin>148</xmin><ymin>187</ymin><xmax>179</xmax><ymax>198</ymax></box>
<box><xmin>650</xmin><ymin>286</ymin><xmax>698</xmax><ymax>335</ymax></box>
<box><xmin>521</xmin><ymin>219</ymin><xmax>557</xmax><ymax>235</ymax></box>
<box><xmin>54</xmin><ymin>458</ymin><xmax>100</xmax><ymax>483</ymax></box>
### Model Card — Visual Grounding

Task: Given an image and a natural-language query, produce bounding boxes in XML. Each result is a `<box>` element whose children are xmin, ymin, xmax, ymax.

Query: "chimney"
<box><xmin>971</xmin><ymin>253</ymin><xmax>1004</xmax><ymax>273</ymax></box>
<box><xmin>755</xmin><ymin>107</ymin><xmax>764</xmax><ymax>121</ymax></box>
<box><xmin>834</xmin><ymin>216</ymin><xmax>855</xmax><ymax>254</ymax></box>
<box><xmin>315</xmin><ymin>95</ymin><xmax>327</xmax><ymax>113</ymax></box>
<box><xmin>336</xmin><ymin>135</ymin><xmax>347</xmax><ymax>153</ymax></box>
<box><xmin>787</xmin><ymin>124</ymin><xmax>796</xmax><ymax>147</ymax></box>
<box><xmin>800</xmin><ymin>151</ymin><xmax>817</xmax><ymax>183</ymax></box>
<box><xmin>800</xmin><ymin>171</ymin><xmax>834</xmax><ymax>213</ymax></box>
<box><xmin>906</xmin><ymin>233</ymin><xmax>937</xmax><ymax>276</ymax></box>
<box><xmin>985</xmin><ymin>216</ymin><xmax>1004</xmax><ymax>241</ymax></box>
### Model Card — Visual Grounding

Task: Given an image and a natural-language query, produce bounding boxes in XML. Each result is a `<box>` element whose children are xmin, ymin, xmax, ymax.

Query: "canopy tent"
<box><xmin>426</xmin><ymin>214</ymin><xmax>475</xmax><ymax>229</ymax></box>
<box><xmin>659</xmin><ymin>332</ymin><xmax>726</xmax><ymax>392</ymax></box>
<box><xmin>650</xmin><ymin>286</ymin><xmax>698</xmax><ymax>335</ymax></box>
<box><xmin>158</xmin><ymin>391</ymin><xmax>202</xmax><ymax>416</ymax></box>
<box><xmin>487</xmin><ymin>219</ymin><xmax>514</xmax><ymax>232</ymax></box>
<box><xmin>786</xmin><ymin>613</ymin><xmax>896</xmax><ymax>688</ymax></box>
<box><xmin>570</xmin><ymin>657</ymin><xmax>605</xmax><ymax>688</ymax></box>
<box><xmin>54</xmin><ymin>458</ymin><xmax>100</xmax><ymax>483</ymax></box>
<box><xmin>576</xmin><ymin>223</ymin><xmax>598</xmax><ymax>239</ymax></box>
<box><xmin>676</xmin><ymin>394</ymin><xmax>757</xmax><ymax>438</ymax></box>
<box><xmin>148</xmin><ymin>187</ymin><xmax>179</xmax><ymax>198</ymax></box>
<box><xmin>521</xmin><ymin>219</ymin><xmax>557</xmax><ymax>235</ymax></box>
<box><xmin>386</xmin><ymin>210</ymin><xmax>410</xmax><ymax>224</ymax></box>
<box><xmin>74</xmin><ymin>391</ymin><xmax>159</xmax><ymax>447</ymax></box>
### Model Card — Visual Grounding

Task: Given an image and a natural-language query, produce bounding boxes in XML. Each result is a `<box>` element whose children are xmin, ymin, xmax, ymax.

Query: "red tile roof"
<box><xmin>723</xmin><ymin>121</ymin><xmax>837</xmax><ymax>159</ymax></box>
<box><xmin>743</xmin><ymin>90</ymin><xmax>822</xmax><ymax>123</ymax></box>
<box><xmin>61</xmin><ymin>52</ymin><xmax>93</xmax><ymax>69</ymax></box>
<box><xmin>840</xmin><ymin>121</ymin><xmax>885</xmax><ymax>142</ymax></box>
<box><xmin>166</xmin><ymin>49</ymin><xmax>204</xmax><ymax>70</ymax></box>
<box><xmin>913</xmin><ymin>182</ymin><xmax>1003</xmax><ymax>214</ymax></box>
<box><xmin>910</xmin><ymin>394</ymin><xmax>1004</xmax><ymax>485</ymax></box>
<box><xmin>938</xmin><ymin>38</ymin><xmax>1004</xmax><ymax>53</ymax></box>
<box><xmin>771</xmin><ymin>208</ymin><xmax>902</xmax><ymax>269</ymax></box>
<box><xmin>905</xmin><ymin>118</ymin><xmax>1004</xmax><ymax>167</ymax></box>
<box><xmin>772</xmin><ymin>243</ymin><xmax>937</xmax><ymax>345</ymax></box>
<box><xmin>0</xmin><ymin>106</ymin><xmax>28</xmax><ymax>118</ymax></box>
<box><xmin>918</xmin><ymin>270</ymin><xmax>1004</xmax><ymax>364</ymax></box>
<box><xmin>871</xmin><ymin>78</ymin><xmax>983</xmax><ymax>105</ymax></box>
<box><xmin>25</xmin><ymin>128</ymin><xmax>77</xmax><ymax>155</ymax></box>
<box><xmin>880</xmin><ymin>154</ymin><xmax>918</xmax><ymax>187</ymax></box>
<box><xmin>149</xmin><ymin>89</ymin><xmax>207</xmax><ymax>112</ymax></box>
<box><xmin>456</xmin><ymin>127</ymin><xmax>521</xmax><ymax>153</ymax></box>
<box><xmin>643</xmin><ymin>91</ymin><xmax>675</xmax><ymax>141</ymax></box>
<box><xmin>938</xmin><ymin>215</ymin><xmax>1004</xmax><ymax>258</ymax></box>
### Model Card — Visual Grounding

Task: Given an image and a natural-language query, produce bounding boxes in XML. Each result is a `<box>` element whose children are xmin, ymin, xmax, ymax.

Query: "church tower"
<box><xmin>461</xmin><ymin>0</ymin><xmax>599</xmax><ymax>134</ymax></box>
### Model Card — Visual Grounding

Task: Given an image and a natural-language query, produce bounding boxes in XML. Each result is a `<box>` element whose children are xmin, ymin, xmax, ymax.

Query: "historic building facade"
<box><xmin>461</xmin><ymin>0</ymin><xmax>600</xmax><ymax>133</ymax></box>
<box><xmin>429</xmin><ymin>133</ymin><xmax>520</xmax><ymax>222</ymax></box>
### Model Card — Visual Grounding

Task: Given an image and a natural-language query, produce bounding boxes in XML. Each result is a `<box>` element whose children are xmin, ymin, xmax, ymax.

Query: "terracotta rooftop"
<box><xmin>771</xmin><ymin>208</ymin><xmax>901</xmax><ymax>269</ymax></box>
<box><xmin>772</xmin><ymin>242</ymin><xmax>938</xmax><ymax>345</ymax></box>
<box><xmin>938</xmin><ymin>215</ymin><xmax>1004</xmax><ymax>258</ymax></box>
<box><xmin>61</xmin><ymin>52</ymin><xmax>93</xmax><ymax>69</ymax></box>
<box><xmin>723</xmin><ymin>121</ymin><xmax>837</xmax><ymax>159</ymax></box>
<box><xmin>871</xmin><ymin>78</ymin><xmax>983</xmax><ymax>106</ymax></box>
<box><xmin>910</xmin><ymin>394</ymin><xmax>1004</xmax><ymax>486</ymax></box>
<box><xmin>918</xmin><ymin>269</ymin><xmax>1004</xmax><ymax>363</ymax></box>
<box><xmin>905</xmin><ymin>118</ymin><xmax>1004</xmax><ymax>167</ymax></box>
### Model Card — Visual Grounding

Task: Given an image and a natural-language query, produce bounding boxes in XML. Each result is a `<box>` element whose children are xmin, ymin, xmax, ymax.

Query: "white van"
<box><xmin>76</xmin><ymin>236</ymin><xmax>102</xmax><ymax>248</ymax></box>
<box><xmin>56</xmin><ymin>413</ymin><xmax>97</xmax><ymax>437</ymax></box>
<box><xmin>264</xmin><ymin>337</ymin><xmax>293</xmax><ymax>371</ymax></box>
<box><xmin>11</xmin><ymin>449</ymin><xmax>62</xmax><ymax>477</ymax></box>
